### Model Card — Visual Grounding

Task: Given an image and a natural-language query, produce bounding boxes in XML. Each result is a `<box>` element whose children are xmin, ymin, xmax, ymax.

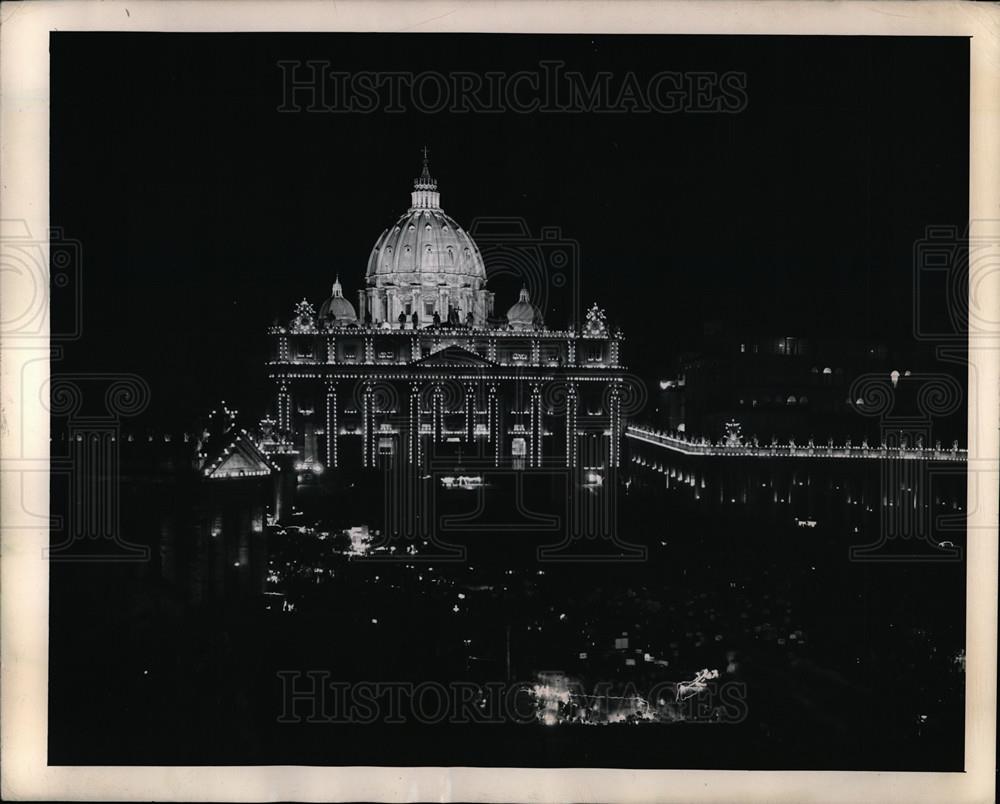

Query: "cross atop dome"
<box><xmin>410</xmin><ymin>146</ymin><xmax>441</xmax><ymax>210</ymax></box>
<box><xmin>414</xmin><ymin>145</ymin><xmax>437</xmax><ymax>193</ymax></box>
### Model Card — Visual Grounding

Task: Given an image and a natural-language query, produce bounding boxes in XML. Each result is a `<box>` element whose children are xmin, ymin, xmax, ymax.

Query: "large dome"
<box><xmin>365</xmin><ymin>156</ymin><xmax>486</xmax><ymax>290</ymax></box>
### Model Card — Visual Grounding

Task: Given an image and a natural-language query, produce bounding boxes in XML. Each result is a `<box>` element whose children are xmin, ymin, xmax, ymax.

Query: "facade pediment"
<box><xmin>410</xmin><ymin>344</ymin><xmax>497</xmax><ymax>367</ymax></box>
<box><xmin>203</xmin><ymin>433</ymin><xmax>276</xmax><ymax>479</ymax></box>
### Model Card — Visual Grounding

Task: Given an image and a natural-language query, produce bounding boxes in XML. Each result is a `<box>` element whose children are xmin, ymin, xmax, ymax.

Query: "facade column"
<box><xmin>530</xmin><ymin>384</ymin><xmax>543</xmax><ymax>467</ymax></box>
<box><xmin>465</xmin><ymin>384</ymin><xmax>474</xmax><ymax>443</ymax></box>
<box><xmin>408</xmin><ymin>383</ymin><xmax>421</xmax><ymax>465</ymax></box>
<box><xmin>488</xmin><ymin>384</ymin><xmax>500</xmax><ymax>466</ymax></box>
<box><xmin>566</xmin><ymin>383</ymin><xmax>578</xmax><ymax>468</ymax></box>
<box><xmin>433</xmin><ymin>384</ymin><xmax>444</xmax><ymax>444</ymax></box>
<box><xmin>325</xmin><ymin>381</ymin><xmax>337</xmax><ymax>468</ymax></box>
<box><xmin>278</xmin><ymin>383</ymin><xmax>292</xmax><ymax>433</ymax></box>
<box><xmin>609</xmin><ymin>382</ymin><xmax>621</xmax><ymax>469</ymax></box>
<box><xmin>361</xmin><ymin>382</ymin><xmax>373</xmax><ymax>468</ymax></box>
<box><xmin>387</xmin><ymin>288</ymin><xmax>397</xmax><ymax>322</ymax></box>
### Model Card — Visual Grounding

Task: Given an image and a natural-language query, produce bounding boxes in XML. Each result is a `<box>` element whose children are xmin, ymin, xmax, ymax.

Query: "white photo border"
<box><xmin>1</xmin><ymin>1</ymin><xmax>996</xmax><ymax>801</ymax></box>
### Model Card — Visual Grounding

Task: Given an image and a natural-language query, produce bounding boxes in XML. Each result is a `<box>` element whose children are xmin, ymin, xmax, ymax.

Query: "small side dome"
<box><xmin>506</xmin><ymin>287</ymin><xmax>543</xmax><ymax>330</ymax></box>
<box><xmin>318</xmin><ymin>276</ymin><xmax>357</xmax><ymax>325</ymax></box>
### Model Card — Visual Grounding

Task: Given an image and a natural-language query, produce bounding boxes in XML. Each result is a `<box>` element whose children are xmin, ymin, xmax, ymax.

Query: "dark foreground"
<box><xmin>48</xmin><ymin>455</ymin><xmax>966</xmax><ymax>769</ymax></box>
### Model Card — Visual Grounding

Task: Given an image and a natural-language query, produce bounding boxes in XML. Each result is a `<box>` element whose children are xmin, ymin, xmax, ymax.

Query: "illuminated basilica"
<box><xmin>263</xmin><ymin>152</ymin><xmax>626</xmax><ymax>473</ymax></box>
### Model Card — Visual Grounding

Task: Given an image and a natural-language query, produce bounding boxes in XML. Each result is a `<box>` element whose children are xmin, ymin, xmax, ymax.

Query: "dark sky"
<box><xmin>50</xmin><ymin>33</ymin><xmax>969</xmax><ymax>427</ymax></box>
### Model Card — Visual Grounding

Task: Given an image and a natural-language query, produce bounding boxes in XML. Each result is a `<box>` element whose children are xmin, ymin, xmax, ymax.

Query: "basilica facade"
<box><xmin>263</xmin><ymin>154</ymin><xmax>626</xmax><ymax>473</ymax></box>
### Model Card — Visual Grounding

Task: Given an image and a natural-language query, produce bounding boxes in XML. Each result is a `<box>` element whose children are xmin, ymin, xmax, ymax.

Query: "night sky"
<box><xmin>50</xmin><ymin>33</ymin><xmax>969</xmax><ymax>427</ymax></box>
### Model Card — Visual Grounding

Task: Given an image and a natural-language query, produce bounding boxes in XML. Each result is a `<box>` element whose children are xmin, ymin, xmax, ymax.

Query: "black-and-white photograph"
<box><xmin>2</xmin><ymin>3</ymin><xmax>998</xmax><ymax>802</ymax></box>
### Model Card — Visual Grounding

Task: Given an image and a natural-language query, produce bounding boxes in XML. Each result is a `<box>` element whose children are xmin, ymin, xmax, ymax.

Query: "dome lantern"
<box><xmin>411</xmin><ymin>145</ymin><xmax>441</xmax><ymax>210</ymax></box>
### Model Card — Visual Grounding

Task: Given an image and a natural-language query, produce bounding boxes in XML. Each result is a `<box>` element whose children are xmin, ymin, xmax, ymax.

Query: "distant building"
<box><xmin>108</xmin><ymin>409</ymin><xmax>278</xmax><ymax>609</ymax></box>
<box><xmin>655</xmin><ymin>322</ymin><xmax>959</xmax><ymax>443</ymax></box>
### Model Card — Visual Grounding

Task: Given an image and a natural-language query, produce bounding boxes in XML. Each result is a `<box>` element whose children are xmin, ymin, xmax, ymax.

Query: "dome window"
<box><xmin>425</xmin><ymin>223</ymin><xmax>432</xmax><ymax>232</ymax></box>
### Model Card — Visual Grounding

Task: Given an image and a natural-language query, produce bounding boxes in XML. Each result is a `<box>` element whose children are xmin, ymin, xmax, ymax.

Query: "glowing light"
<box><xmin>347</xmin><ymin>526</ymin><xmax>372</xmax><ymax>557</ymax></box>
